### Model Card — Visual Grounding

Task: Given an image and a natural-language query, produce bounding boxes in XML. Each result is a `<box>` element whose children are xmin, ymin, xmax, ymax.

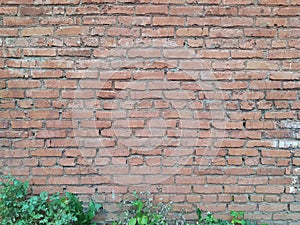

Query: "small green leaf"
<box><xmin>141</xmin><ymin>215</ymin><xmax>148</xmax><ymax>225</ymax></box>
<box><xmin>197</xmin><ymin>208</ymin><xmax>202</xmax><ymax>222</ymax></box>
<box><xmin>129</xmin><ymin>218</ymin><xmax>137</xmax><ymax>225</ymax></box>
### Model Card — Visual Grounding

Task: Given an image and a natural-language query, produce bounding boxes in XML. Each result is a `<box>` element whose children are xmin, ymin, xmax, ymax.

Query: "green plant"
<box><xmin>0</xmin><ymin>175</ymin><xmax>29</xmax><ymax>224</ymax></box>
<box><xmin>184</xmin><ymin>209</ymin><xmax>268</xmax><ymax>225</ymax></box>
<box><xmin>20</xmin><ymin>191</ymin><xmax>76</xmax><ymax>225</ymax></box>
<box><xmin>66</xmin><ymin>192</ymin><xmax>102</xmax><ymax>225</ymax></box>
<box><xmin>113</xmin><ymin>192</ymin><xmax>269</xmax><ymax>225</ymax></box>
<box><xmin>113</xmin><ymin>191</ymin><xmax>173</xmax><ymax>225</ymax></box>
<box><xmin>230</xmin><ymin>211</ymin><xmax>269</xmax><ymax>225</ymax></box>
<box><xmin>0</xmin><ymin>175</ymin><xmax>101</xmax><ymax>225</ymax></box>
<box><xmin>192</xmin><ymin>208</ymin><xmax>230</xmax><ymax>225</ymax></box>
<box><xmin>231</xmin><ymin>211</ymin><xmax>246</xmax><ymax>225</ymax></box>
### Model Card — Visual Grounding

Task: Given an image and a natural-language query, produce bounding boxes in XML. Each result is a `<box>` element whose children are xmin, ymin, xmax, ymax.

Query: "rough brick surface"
<box><xmin>0</xmin><ymin>0</ymin><xmax>300</xmax><ymax>224</ymax></box>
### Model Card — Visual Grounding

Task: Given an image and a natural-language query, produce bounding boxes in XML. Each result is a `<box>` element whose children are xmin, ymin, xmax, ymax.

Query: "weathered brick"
<box><xmin>177</xmin><ymin>28</ymin><xmax>208</xmax><ymax>37</ymax></box>
<box><xmin>21</xmin><ymin>27</ymin><xmax>53</xmax><ymax>36</ymax></box>
<box><xmin>56</xmin><ymin>26</ymin><xmax>89</xmax><ymax>36</ymax></box>
<box><xmin>3</xmin><ymin>17</ymin><xmax>36</xmax><ymax>26</ymax></box>
<box><xmin>1</xmin><ymin>0</ymin><xmax>300</xmax><ymax>222</ymax></box>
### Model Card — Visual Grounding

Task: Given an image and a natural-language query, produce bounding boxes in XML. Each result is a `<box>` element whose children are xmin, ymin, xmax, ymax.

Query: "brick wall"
<box><xmin>1</xmin><ymin>0</ymin><xmax>300</xmax><ymax>224</ymax></box>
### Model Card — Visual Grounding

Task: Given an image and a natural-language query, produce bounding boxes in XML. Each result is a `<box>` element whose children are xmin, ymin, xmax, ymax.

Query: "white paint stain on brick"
<box><xmin>291</xmin><ymin>176</ymin><xmax>298</xmax><ymax>185</ymax></box>
<box><xmin>279</xmin><ymin>140</ymin><xmax>300</xmax><ymax>148</ymax></box>
<box><xmin>287</xmin><ymin>186</ymin><xmax>297</xmax><ymax>194</ymax></box>
<box><xmin>272</xmin><ymin>140</ymin><xmax>278</xmax><ymax>148</ymax></box>
<box><xmin>293</xmin><ymin>168</ymin><xmax>300</xmax><ymax>175</ymax></box>
<box><xmin>281</xmin><ymin>121</ymin><xmax>300</xmax><ymax>129</ymax></box>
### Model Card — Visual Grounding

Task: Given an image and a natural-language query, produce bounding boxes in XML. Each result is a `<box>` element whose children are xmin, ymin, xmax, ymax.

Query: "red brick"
<box><xmin>21</xmin><ymin>27</ymin><xmax>53</xmax><ymax>36</ymax></box>
<box><xmin>250</xmin><ymin>81</ymin><xmax>281</xmax><ymax>89</ymax></box>
<box><xmin>214</xmin><ymin>139</ymin><xmax>245</xmax><ymax>148</ymax></box>
<box><xmin>163</xmin><ymin>49</ymin><xmax>195</xmax><ymax>59</ymax></box>
<box><xmin>100</xmin><ymin>71</ymin><xmax>131</xmax><ymax>80</ymax></box>
<box><xmin>26</xmin><ymin>90</ymin><xmax>59</xmax><ymax>98</ymax></box>
<box><xmin>82</xmin><ymin>15</ymin><xmax>116</xmax><ymax>25</ymax></box>
<box><xmin>232</xmin><ymin>91</ymin><xmax>264</xmax><ymax>100</ymax></box>
<box><xmin>48</xmin><ymin>177</ymin><xmax>79</xmax><ymax>185</ymax></box>
<box><xmin>212</xmin><ymin>60</ymin><xmax>244</xmax><ymax>70</ymax></box>
<box><xmin>258</xmin><ymin>0</ymin><xmax>289</xmax><ymax>5</ymax></box>
<box><xmin>36</xmin><ymin>130</ymin><xmax>67</xmax><ymax>138</ymax></box>
<box><xmin>257</xmin><ymin>168</ymin><xmax>285</xmax><ymax>176</ymax></box>
<box><xmin>221</xmin><ymin>17</ymin><xmax>253</xmax><ymax>27</ymax></box>
<box><xmin>153</xmin><ymin>0</ymin><xmax>185</xmax><ymax>4</ymax></box>
<box><xmin>128</xmin><ymin>49</ymin><xmax>161</xmax><ymax>58</ymax></box>
<box><xmin>61</xmin><ymin>90</ymin><xmax>94</xmax><ymax>99</ymax></box>
<box><xmin>0</xmin><ymin>6</ymin><xmax>18</xmax><ymax>14</ymax></box>
<box><xmin>266</xmin><ymin>91</ymin><xmax>297</xmax><ymax>100</ymax></box>
<box><xmin>31</xmin><ymin>70</ymin><xmax>63</xmax><ymax>78</ymax></box>
<box><xmin>14</xmin><ymin>140</ymin><xmax>44</xmax><ymax>148</ymax></box>
<box><xmin>0</xmin><ymin>110</ymin><xmax>25</xmax><ymax>119</ymax></box>
<box><xmin>256</xmin><ymin>18</ymin><xmax>288</xmax><ymax>27</ymax></box>
<box><xmin>188</xmin><ymin>17</ymin><xmax>220</xmax><ymax>26</ymax></box>
<box><xmin>28</xmin><ymin>110</ymin><xmax>59</xmax><ymax>119</ymax></box>
<box><xmin>197</xmin><ymin>50</ymin><xmax>230</xmax><ymax>59</ymax></box>
<box><xmin>0</xmin><ymin>90</ymin><xmax>24</xmax><ymax>98</ymax></box>
<box><xmin>142</xmin><ymin>28</ymin><xmax>174</xmax><ymax>37</ymax></box>
<box><xmin>79</xmin><ymin>123</ymin><xmax>111</xmax><ymax>132</ymax></box>
<box><xmin>46</xmin><ymin>139</ymin><xmax>79</xmax><ymax>148</ymax></box>
<box><xmin>276</xmin><ymin>100</ymin><xmax>294</xmax><ymax>109</ymax></box>
<box><xmin>224</xmin><ymin>0</ymin><xmax>253</xmax><ymax>4</ymax></box>
<box><xmin>23</xmin><ymin>48</ymin><xmax>57</xmax><ymax>56</ymax></box>
<box><xmin>224</xmin><ymin>185</ymin><xmax>254</xmax><ymax>193</ymax></box>
<box><xmin>259</xmin><ymin>204</ymin><xmax>287</xmax><ymax>212</ymax></box>
<box><xmin>7</xmin><ymin>80</ymin><xmax>41</xmax><ymax>88</ymax></box>
<box><xmin>43</xmin><ymin>0</ymin><xmax>80</xmax><ymax>4</ymax></box>
<box><xmin>153</xmin><ymin>17</ymin><xmax>185</xmax><ymax>26</ymax></box>
<box><xmin>262</xmin><ymin>150</ymin><xmax>291</xmax><ymax>158</ymax></box>
<box><xmin>107</xmin><ymin>27</ymin><xmax>139</xmax><ymax>37</ymax></box>
<box><xmin>94</xmin><ymin>48</ymin><xmax>126</xmax><ymax>58</ymax></box>
<box><xmin>162</xmin><ymin>185</ymin><xmax>191</xmax><ymax>194</ymax></box>
<box><xmin>228</xmin><ymin>148</ymin><xmax>258</xmax><ymax>156</ymax></box>
<box><xmin>4</xmin><ymin>17</ymin><xmax>36</xmax><ymax>26</ymax></box>
<box><xmin>66</xmin><ymin>6</ymin><xmax>100</xmax><ymax>15</ymax></box>
<box><xmin>212</xmin><ymin>122</ymin><xmax>243</xmax><ymax>130</ymax></box>
<box><xmin>66</xmin><ymin>186</ymin><xmax>95</xmax><ymax>194</ymax></box>
<box><xmin>230</xmin><ymin>112</ymin><xmax>261</xmax><ymax>120</ymax></box>
<box><xmin>246</xmin><ymin>121</ymin><xmax>276</xmax><ymax>129</ymax></box>
<box><xmin>46</xmin><ymin>120</ymin><xmax>77</xmax><ymax>129</ymax></box>
<box><xmin>210</xmin><ymin>28</ymin><xmax>243</xmax><ymax>37</ymax></box>
<box><xmin>269</xmin><ymin>50</ymin><xmax>300</xmax><ymax>59</ymax></box>
<box><xmin>1</xmin><ymin>0</ymin><xmax>34</xmax><ymax>4</ymax></box>
<box><xmin>39</xmin><ymin>60</ymin><xmax>74</xmax><ymax>69</ymax></box>
<box><xmin>0</xmin><ymin>28</ymin><xmax>18</xmax><ymax>36</ymax></box>
<box><xmin>44</xmin><ymin>80</ymin><xmax>77</xmax><ymax>89</ymax></box>
<box><xmin>62</xmin><ymin>110</ymin><xmax>93</xmax><ymax>119</ymax></box>
<box><xmin>265</xmin><ymin>112</ymin><xmax>295</xmax><ymax>119</ymax></box>
<box><xmin>194</xmin><ymin>185</ymin><xmax>223</xmax><ymax>194</ymax></box>
<box><xmin>136</xmin><ymin>5</ymin><xmax>167</xmax><ymax>14</ymax></box>
<box><xmin>66</xmin><ymin>70</ymin><xmax>97</xmax><ymax>79</ymax></box>
<box><xmin>56</xmin><ymin>26</ymin><xmax>89</xmax><ymax>36</ymax></box>
<box><xmin>113</xmin><ymin>119</ymin><xmax>144</xmax><ymax>128</ymax></box>
<box><xmin>31</xmin><ymin>149</ymin><xmax>62</xmax><ymax>157</ymax></box>
<box><xmin>58</xmin><ymin>49</ymin><xmax>90</xmax><ymax>57</ymax></box>
<box><xmin>32</xmin><ymin>167</ymin><xmax>63</xmax><ymax>176</ymax></box>
<box><xmin>176</xmin><ymin>28</ymin><xmax>208</xmax><ymax>37</ymax></box>
<box><xmin>20</xmin><ymin>6</ymin><xmax>50</xmax><ymax>16</ymax></box>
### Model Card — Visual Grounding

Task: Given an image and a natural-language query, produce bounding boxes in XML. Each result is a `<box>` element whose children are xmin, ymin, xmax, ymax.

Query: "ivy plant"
<box><xmin>0</xmin><ymin>175</ymin><xmax>101</xmax><ymax>225</ymax></box>
<box><xmin>113</xmin><ymin>191</ymin><xmax>173</xmax><ymax>225</ymax></box>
